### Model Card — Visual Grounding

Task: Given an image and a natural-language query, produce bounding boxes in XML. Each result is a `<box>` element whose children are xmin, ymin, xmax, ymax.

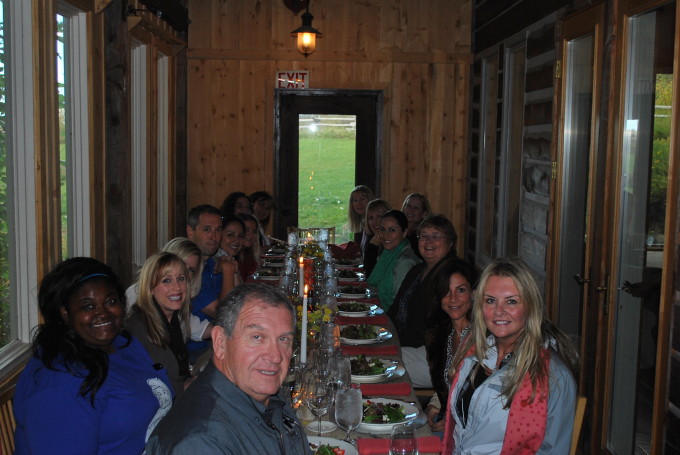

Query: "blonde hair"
<box><xmin>136</xmin><ymin>252</ymin><xmax>191</xmax><ymax>347</ymax></box>
<box><xmin>365</xmin><ymin>199</ymin><xmax>392</xmax><ymax>235</ymax></box>
<box><xmin>401</xmin><ymin>193</ymin><xmax>432</xmax><ymax>221</ymax></box>
<box><xmin>347</xmin><ymin>185</ymin><xmax>375</xmax><ymax>233</ymax></box>
<box><xmin>162</xmin><ymin>237</ymin><xmax>203</xmax><ymax>299</ymax></box>
<box><xmin>451</xmin><ymin>257</ymin><xmax>579</xmax><ymax>407</ymax></box>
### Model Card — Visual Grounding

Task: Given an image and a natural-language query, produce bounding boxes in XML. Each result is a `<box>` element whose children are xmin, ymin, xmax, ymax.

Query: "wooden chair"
<box><xmin>0</xmin><ymin>382</ymin><xmax>16</xmax><ymax>455</ymax></box>
<box><xmin>570</xmin><ymin>395</ymin><xmax>587</xmax><ymax>455</ymax></box>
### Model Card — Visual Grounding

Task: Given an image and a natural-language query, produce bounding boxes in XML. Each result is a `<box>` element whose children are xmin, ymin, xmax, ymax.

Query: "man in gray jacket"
<box><xmin>146</xmin><ymin>283</ymin><xmax>311</xmax><ymax>454</ymax></box>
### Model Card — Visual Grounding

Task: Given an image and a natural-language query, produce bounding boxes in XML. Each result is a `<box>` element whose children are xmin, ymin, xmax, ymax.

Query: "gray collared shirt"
<box><xmin>146</xmin><ymin>362</ymin><xmax>312</xmax><ymax>455</ymax></box>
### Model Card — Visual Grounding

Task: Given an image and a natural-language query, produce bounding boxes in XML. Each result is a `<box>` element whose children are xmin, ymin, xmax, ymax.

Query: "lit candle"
<box><xmin>300</xmin><ymin>285</ymin><xmax>309</xmax><ymax>364</ymax></box>
<box><xmin>299</xmin><ymin>256</ymin><xmax>304</xmax><ymax>297</ymax></box>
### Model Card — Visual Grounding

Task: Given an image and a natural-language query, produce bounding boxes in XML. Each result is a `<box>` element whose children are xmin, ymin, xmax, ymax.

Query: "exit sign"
<box><xmin>276</xmin><ymin>71</ymin><xmax>309</xmax><ymax>89</ymax></box>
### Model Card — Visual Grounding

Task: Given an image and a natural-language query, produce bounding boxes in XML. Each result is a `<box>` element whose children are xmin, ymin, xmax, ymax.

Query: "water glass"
<box><xmin>334</xmin><ymin>388</ymin><xmax>362</xmax><ymax>443</ymax></box>
<box><xmin>389</xmin><ymin>423</ymin><xmax>419</xmax><ymax>455</ymax></box>
<box><xmin>304</xmin><ymin>377</ymin><xmax>334</xmax><ymax>436</ymax></box>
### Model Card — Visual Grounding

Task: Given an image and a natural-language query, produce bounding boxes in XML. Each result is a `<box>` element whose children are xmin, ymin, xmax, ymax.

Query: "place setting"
<box><xmin>339</xmin><ymin>324</ymin><xmax>392</xmax><ymax>346</ymax></box>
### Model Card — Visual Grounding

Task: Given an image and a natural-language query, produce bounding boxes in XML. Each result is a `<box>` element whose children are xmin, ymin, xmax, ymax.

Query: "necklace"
<box><xmin>444</xmin><ymin>325</ymin><xmax>469</xmax><ymax>386</ymax></box>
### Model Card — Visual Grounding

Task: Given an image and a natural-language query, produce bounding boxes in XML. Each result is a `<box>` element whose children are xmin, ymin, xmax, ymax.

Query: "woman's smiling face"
<box><xmin>220</xmin><ymin>221</ymin><xmax>245</xmax><ymax>256</ymax></box>
<box><xmin>482</xmin><ymin>275</ymin><xmax>528</xmax><ymax>348</ymax></box>
<box><xmin>377</xmin><ymin>216</ymin><xmax>406</xmax><ymax>250</ymax></box>
<box><xmin>60</xmin><ymin>279</ymin><xmax>124</xmax><ymax>352</ymax></box>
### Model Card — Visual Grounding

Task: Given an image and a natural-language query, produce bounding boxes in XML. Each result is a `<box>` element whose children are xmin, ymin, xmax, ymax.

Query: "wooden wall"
<box><xmin>186</xmin><ymin>0</ymin><xmax>472</xmax><ymax>247</ymax></box>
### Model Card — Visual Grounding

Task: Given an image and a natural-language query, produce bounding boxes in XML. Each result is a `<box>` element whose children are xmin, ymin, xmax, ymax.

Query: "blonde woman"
<box><xmin>443</xmin><ymin>257</ymin><xmax>579</xmax><ymax>454</ymax></box>
<box><xmin>363</xmin><ymin>198</ymin><xmax>391</xmax><ymax>276</ymax></box>
<box><xmin>125</xmin><ymin>252</ymin><xmax>193</xmax><ymax>396</ymax></box>
<box><xmin>401</xmin><ymin>193</ymin><xmax>432</xmax><ymax>256</ymax></box>
<box><xmin>347</xmin><ymin>185</ymin><xmax>374</xmax><ymax>245</ymax></box>
<box><xmin>127</xmin><ymin>237</ymin><xmax>211</xmax><ymax>342</ymax></box>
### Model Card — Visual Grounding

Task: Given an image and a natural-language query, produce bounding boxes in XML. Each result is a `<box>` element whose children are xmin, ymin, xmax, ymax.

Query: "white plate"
<box><xmin>340</xmin><ymin>325</ymin><xmax>392</xmax><ymax>345</ymax></box>
<box><xmin>358</xmin><ymin>398</ymin><xmax>418</xmax><ymax>434</ymax></box>
<box><xmin>308</xmin><ymin>436</ymin><xmax>358</xmax><ymax>455</ymax></box>
<box><xmin>338</xmin><ymin>293</ymin><xmax>367</xmax><ymax>300</ymax></box>
<box><xmin>337</xmin><ymin>302</ymin><xmax>374</xmax><ymax>317</ymax></box>
<box><xmin>335</xmin><ymin>260</ymin><xmax>362</xmax><ymax>269</ymax></box>
<box><xmin>305</xmin><ymin>420</ymin><xmax>337</xmax><ymax>434</ymax></box>
<box><xmin>257</xmin><ymin>275</ymin><xmax>280</xmax><ymax>281</ymax></box>
<box><xmin>350</xmin><ymin>358</ymin><xmax>400</xmax><ymax>383</ymax></box>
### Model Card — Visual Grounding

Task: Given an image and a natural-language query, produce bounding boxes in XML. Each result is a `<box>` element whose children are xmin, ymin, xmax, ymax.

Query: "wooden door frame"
<box><xmin>547</xmin><ymin>3</ymin><xmax>606</xmax><ymax>450</ymax></box>
<box><xmin>273</xmin><ymin>89</ymin><xmax>383</xmax><ymax>240</ymax></box>
<box><xmin>597</xmin><ymin>1</ymin><xmax>679</xmax><ymax>453</ymax></box>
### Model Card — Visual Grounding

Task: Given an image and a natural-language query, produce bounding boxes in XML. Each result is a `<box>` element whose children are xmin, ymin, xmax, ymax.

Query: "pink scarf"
<box><xmin>441</xmin><ymin>348</ymin><xmax>551</xmax><ymax>455</ymax></box>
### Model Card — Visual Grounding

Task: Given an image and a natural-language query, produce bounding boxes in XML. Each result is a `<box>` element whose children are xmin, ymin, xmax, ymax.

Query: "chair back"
<box><xmin>569</xmin><ymin>395</ymin><xmax>587</xmax><ymax>455</ymax></box>
<box><xmin>0</xmin><ymin>382</ymin><xmax>16</xmax><ymax>455</ymax></box>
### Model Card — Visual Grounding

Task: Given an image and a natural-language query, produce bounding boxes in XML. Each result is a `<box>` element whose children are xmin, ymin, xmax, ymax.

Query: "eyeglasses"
<box><xmin>417</xmin><ymin>234</ymin><xmax>445</xmax><ymax>242</ymax></box>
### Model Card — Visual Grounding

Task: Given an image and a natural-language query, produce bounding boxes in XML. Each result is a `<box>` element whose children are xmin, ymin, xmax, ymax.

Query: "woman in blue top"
<box><xmin>13</xmin><ymin>257</ymin><xmax>173</xmax><ymax>455</ymax></box>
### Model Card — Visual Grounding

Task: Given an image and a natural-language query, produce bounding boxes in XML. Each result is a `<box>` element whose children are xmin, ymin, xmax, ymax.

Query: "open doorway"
<box><xmin>274</xmin><ymin>90</ymin><xmax>382</xmax><ymax>241</ymax></box>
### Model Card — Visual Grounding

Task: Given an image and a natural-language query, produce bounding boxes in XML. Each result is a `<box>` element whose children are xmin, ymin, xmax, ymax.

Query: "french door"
<box><xmin>552</xmin><ymin>1</ymin><xmax>679</xmax><ymax>453</ymax></box>
<box><xmin>274</xmin><ymin>90</ymin><xmax>382</xmax><ymax>240</ymax></box>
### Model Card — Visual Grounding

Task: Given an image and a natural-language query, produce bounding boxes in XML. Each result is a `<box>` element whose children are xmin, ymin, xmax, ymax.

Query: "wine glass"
<box><xmin>334</xmin><ymin>387</ymin><xmax>362</xmax><ymax>443</ymax></box>
<box><xmin>389</xmin><ymin>423</ymin><xmax>419</xmax><ymax>455</ymax></box>
<box><xmin>304</xmin><ymin>376</ymin><xmax>334</xmax><ymax>436</ymax></box>
<box><xmin>330</xmin><ymin>353</ymin><xmax>352</xmax><ymax>391</ymax></box>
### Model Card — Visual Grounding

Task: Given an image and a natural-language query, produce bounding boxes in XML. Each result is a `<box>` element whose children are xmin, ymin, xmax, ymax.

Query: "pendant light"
<box><xmin>290</xmin><ymin>1</ymin><xmax>322</xmax><ymax>57</ymax></box>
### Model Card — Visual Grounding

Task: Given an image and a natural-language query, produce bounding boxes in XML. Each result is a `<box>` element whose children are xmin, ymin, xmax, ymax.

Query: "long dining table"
<box><xmin>251</xmin><ymin>252</ymin><xmax>443</xmax><ymax>455</ymax></box>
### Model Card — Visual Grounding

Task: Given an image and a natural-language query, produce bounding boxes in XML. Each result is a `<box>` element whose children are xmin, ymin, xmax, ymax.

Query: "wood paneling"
<box><xmin>187</xmin><ymin>0</ymin><xmax>472</xmax><ymax>252</ymax></box>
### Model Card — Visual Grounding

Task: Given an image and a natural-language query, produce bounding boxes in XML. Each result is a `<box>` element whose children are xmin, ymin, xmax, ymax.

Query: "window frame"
<box><xmin>0</xmin><ymin>0</ymin><xmax>40</xmax><ymax>374</ymax></box>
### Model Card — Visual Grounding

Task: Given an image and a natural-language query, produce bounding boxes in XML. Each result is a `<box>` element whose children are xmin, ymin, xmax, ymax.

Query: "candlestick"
<box><xmin>300</xmin><ymin>285</ymin><xmax>309</xmax><ymax>364</ymax></box>
<box><xmin>299</xmin><ymin>256</ymin><xmax>304</xmax><ymax>297</ymax></box>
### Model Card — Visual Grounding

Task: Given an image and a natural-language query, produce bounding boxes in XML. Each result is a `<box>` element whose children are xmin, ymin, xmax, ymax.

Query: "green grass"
<box><xmin>298</xmin><ymin>135</ymin><xmax>356</xmax><ymax>243</ymax></box>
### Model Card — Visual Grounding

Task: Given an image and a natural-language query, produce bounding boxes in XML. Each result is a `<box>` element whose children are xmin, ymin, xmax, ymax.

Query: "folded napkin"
<box><xmin>341</xmin><ymin>345</ymin><xmax>398</xmax><ymax>356</ymax></box>
<box><xmin>330</xmin><ymin>242</ymin><xmax>362</xmax><ymax>259</ymax></box>
<box><xmin>357</xmin><ymin>436</ymin><xmax>442</xmax><ymax>454</ymax></box>
<box><xmin>336</xmin><ymin>315</ymin><xmax>388</xmax><ymax>325</ymax></box>
<box><xmin>360</xmin><ymin>382</ymin><xmax>411</xmax><ymax>396</ymax></box>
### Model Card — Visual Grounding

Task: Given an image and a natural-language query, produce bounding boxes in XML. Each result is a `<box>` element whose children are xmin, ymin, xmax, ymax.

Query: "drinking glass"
<box><xmin>331</xmin><ymin>353</ymin><xmax>352</xmax><ymax>391</ymax></box>
<box><xmin>304</xmin><ymin>376</ymin><xmax>334</xmax><ymax>436</ymax></box>
<box><xmin>334</xmin><ymin>388</ymin><xmax>362</xmax><ymax>443</ymax></box>
<box><xmin>389</xmin><ymin>423</ymin><xmax>419</xmax><ymax>455</ymax></box>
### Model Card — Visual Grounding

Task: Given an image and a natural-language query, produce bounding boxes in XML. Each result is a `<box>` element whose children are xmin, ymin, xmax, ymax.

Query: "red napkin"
<box><xmin>330</xmin><ymin>242</ymin><xmax>362</xmax><ymax>259</ymax></box>
<box><xmin>357</xmin><ymin>436</ymin><xmax>442</xmax><ymax>454</ymax></box>
<box><xmin>336</xmin><ymin>315</ymin><xmax>388</xmax><ymax>325</ymax></box>
<box><xmin>341</xmin><ymin>345</ymin><xmax>398</xmax><ymax>356</ymax></box>
<box><xmin>360</xmin><ymin>382</ymin><xmax>411</xmax><ymax>396</ymax></box>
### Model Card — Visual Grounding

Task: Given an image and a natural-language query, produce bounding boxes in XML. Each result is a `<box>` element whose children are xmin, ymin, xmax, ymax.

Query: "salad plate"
<box><xmin>337</xmin><ymin>301</ymin><xmax>375</xmax><ymax>317</ymax></box>
<box><xmin>338</xmin><ymin>292</ymin><xmax>366</xmax><ymax>299</ymax></box>
<box><xmin>308</xmin><ymin>436</ymin><xmax>357</xmax><ymax>455</ymax></box>
<box><xmin>257</xmin><ymin>275</ymin><xmax>280</xmax><ymax>281</ymax></box>
<box><xmin>340</xmin><ymin>325</ymin><xmax>392</xmax><ymax>345</ymax></box>
<box><xmin>350</xmin><ymin>356</ymin><xmax>400</xmax><ymax>383</ymax></box>
<box><xmin>334</xmin><ymin>258</ymin><xmax>362</xmax><ymax>269</ymax></box>
<box><xmin>357</xmin><ymin>398</ymin><xmax>418</xmax><ymax>434</ymax></box>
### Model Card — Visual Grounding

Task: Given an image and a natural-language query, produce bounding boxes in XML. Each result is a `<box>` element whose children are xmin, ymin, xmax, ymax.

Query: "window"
<box><xmin>131</xmin><ymin>40</ymin><xmax>174</xmax><ymax>268</ymax></box>
<box><xmin>0</xmin><ymin>0</ymin><xmax>39</xmax><ymax>366</ymax></box>
<box><xmin>57</xmin><ymin>3</ymin><xmax>91</xmax><ymax>259</ymax></box>
<box><xmin>474</xmin><ymin>41</ymin><xmax>526</xmax><ymax>268</ymax></box>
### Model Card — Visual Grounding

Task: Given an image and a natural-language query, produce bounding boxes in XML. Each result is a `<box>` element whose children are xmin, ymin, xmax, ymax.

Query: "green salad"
<box><xmin>351</xmin><ymin>355</ymin><xmax>386</xmax><ymax>375</ymax></box>
<box><xmin>341</xmin><ymin>324</ymin><xmax>378</xmax><ymax>340</ymax></box>
<box><xmin>362</xmin><ymin>400</ymin><xmax>406</xmax><ymax>424</ymax></box>
<box><xmin>337</xmin><ymin>301</ymin><xmax>368</xmax><ymax>312</ymax></box>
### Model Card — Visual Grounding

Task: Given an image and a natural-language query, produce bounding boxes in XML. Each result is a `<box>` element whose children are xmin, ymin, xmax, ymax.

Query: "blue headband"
<box><xmin>78</xmin><ymin>273</ymin><xmax>110</xmax><ymax>283</ymax></box>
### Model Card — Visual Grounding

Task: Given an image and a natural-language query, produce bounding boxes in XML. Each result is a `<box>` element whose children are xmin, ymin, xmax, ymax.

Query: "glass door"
<box><xmin>607</xmin><ymin>4</ymin><xmax>674</xmax><ymax>453</ymax></box>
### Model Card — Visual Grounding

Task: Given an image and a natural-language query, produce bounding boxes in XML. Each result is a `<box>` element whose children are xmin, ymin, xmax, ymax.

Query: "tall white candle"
<box><xmin>300</xmin><ymin>285</ymin><xmax>309</xmax><ymax>364</ymax></box>
<box><xmin>299</xmin><ymin>256</ymin><xmax>304</xmax><ymax>297</ymax></box>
